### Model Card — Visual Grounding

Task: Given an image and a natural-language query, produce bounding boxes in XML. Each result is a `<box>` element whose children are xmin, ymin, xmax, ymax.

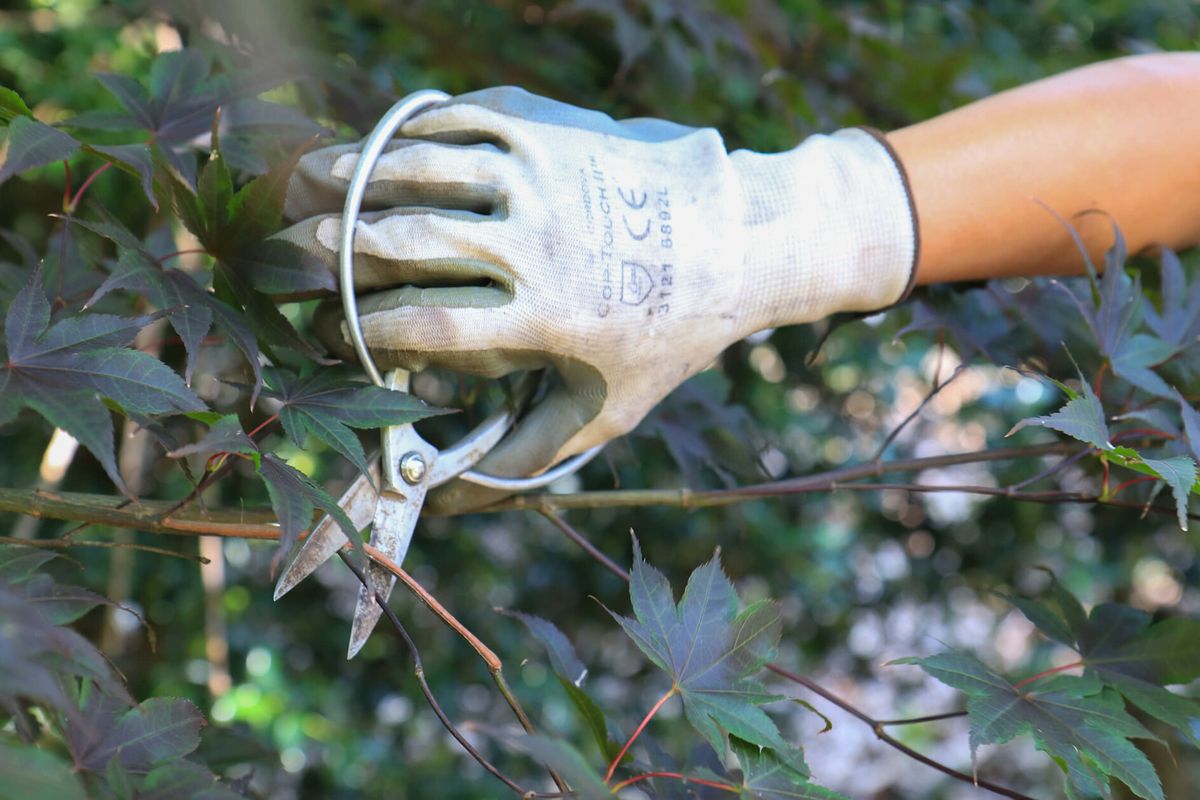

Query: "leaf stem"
<box><xmin>68</xmin><ymin>162</ymin><xmax>113</xmax><ymax>211</ymax></box>
<box><xmin>62</xmin><ymin>159</ymin><xmax>72</xmax><ymax>212</ymax></box>
<box><xmin>1109</xmin><ymin>476</ymin><xmax>1156</xmax><ymax>498</ymax></box>
<box><xmin>1012</xmin><ymin>660</ymin><xmax>1085</xmax><ymax>691</ymax></box>
<box><xmin>246</xmin><ymin>413</ymin><xmax>280</xmax><ymax>438</ymax></box>
<box><xmin>609</xmin><ymin>771</ymin><xmax>739</xmax><ymax>794</ymax></box>
<box><xmin>604</xmin><ymin>686</ymin><xmax>676</xmax><ymax>782</ymax></box>
<box><xmin>877</xmin><ymin>710</ymin><xmax>968</xmax><ymax>726</ymax></box>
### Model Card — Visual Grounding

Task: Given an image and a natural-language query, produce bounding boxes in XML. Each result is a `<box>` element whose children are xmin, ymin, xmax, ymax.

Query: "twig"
<box><xmin>764</xmin><ymin>664</ymin><xmax>1036</xmax><ymax>800</ymax></box>
<box><xmin>363</xmin><ymin>544</ymin><xmax>567</xmax><ymax>794</ymax></box>
<box><xmin>334</xmin><ymin>552</ymin><xmax>548</xmax><ymax>797</ymax></box>
<box><xmin>489</xmin><ymin>443</ymin><xmax>1080</xmax><ymax>512</ymax></box>
<box><xmin>0</xmin><ymin>535</ymin><xmax>206</xmax><ymax>563</ymax></box>
<box><xmin>873</xmin><ymin>363</ymin><xmax>966</xmax><ymax>462</ymax></box>
<box><xmin>610</xmin><ymin>771</ymin><xmax>738</xmax><ymax>794</ymax></box>
<box><xmin>877</xmin><ymin>710</ymin><xmax>968</xmax><ymax>726</ymax></box>
<box><xmin>1007</xmin><ymin>449</ymin><xmax>1090</xmax><ymax>490</ymax></box>
<box><xmin>365</xmin><ymin>544</ymin><xmax>502</xmax><ymax>671</ymax></box>
<box><xmin>539</xmin><ymin>510</ymin><xmax>630</xmax><ymax>582</ymax></box>
<box><xmin>536</xmin><ymin>510</ymin><xmax>1037</xmax><ymax>800</ymax></box>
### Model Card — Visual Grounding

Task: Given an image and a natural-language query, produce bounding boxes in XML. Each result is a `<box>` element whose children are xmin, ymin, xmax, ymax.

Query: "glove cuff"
<box><xmin>730</xmin><ymin>127</ymin><xmax>919</xmax><ymax>333</ymax></box>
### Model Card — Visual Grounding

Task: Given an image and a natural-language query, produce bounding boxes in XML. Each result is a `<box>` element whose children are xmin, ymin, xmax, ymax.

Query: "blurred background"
<box><xmin>1</xmin><ymin>1</ymin><xmax>1199</xmax><ymax>797</ymax></box>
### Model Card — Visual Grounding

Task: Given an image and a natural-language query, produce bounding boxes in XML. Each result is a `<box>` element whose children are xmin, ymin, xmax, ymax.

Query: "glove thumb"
<box><xmin>424</xmin><ymin>383</ymin><xmax>602</xmax><ymax>514</ymax></box>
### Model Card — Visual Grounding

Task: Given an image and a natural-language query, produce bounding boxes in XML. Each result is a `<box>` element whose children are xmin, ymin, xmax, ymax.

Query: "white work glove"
<box><xmin>278</xmin><ymin>87</ymin><xmax>917</xmax><ymax>512</ymax></box>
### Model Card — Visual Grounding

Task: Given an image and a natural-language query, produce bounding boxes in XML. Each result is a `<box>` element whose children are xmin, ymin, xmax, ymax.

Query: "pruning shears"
<box><xmin>273</xmin><ymin>91</ymin><xmax>601</xmax><ymax>658</ymax></box>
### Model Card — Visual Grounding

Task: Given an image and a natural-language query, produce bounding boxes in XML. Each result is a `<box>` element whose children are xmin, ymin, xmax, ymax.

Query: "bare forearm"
<box><xmin>889</xmin><ymin>53</ymin><xmax>1200</xmax><ymax>285</ymax></box>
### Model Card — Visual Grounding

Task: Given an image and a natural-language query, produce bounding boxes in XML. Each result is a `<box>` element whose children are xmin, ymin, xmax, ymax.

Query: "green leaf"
<box><xmin>733</xmin><ymin>740</ymin><xmax>848</xmax><ymax>800</ymax></box>
<box><xmin>0</xmin><ymin>741</ymin><xmax>87</xmax><ymax>800</ymax></box>
<box><xmin>196</xmin><ymin>150</ymin><xmax>233</xmax><ymax>251</ymax></box>
<box><xmin>0</xmin><ymin>270</ymin><xmax>205</xmax><ymax>493</ymax></box>
<box><xmin>500</xmin><ymin>608</ymin><xmax>621</xmax><ymax>760</ymax></box>
<box><xmin>0</xmin><ymin>116</ymin><xmax>79</xmax><ymax>185</ymax></box>
<box><xmin>1008</xmin><ymin>374</ymin><xmax>1111</xmax><ymax>450</ymax></box>
<box><xmin>500</xmin><ymin>609</ymin><xmax>587</xmax><ymax>685</ymax></box>
<box><xmin>896</xmin><ymin>653</ymin><xmax>1163</xmax><ymax>800</ymax></box>
<box><xmin>213</xmin><ymin>259</ymin><xmax>329</xmax><ymax>364</ymax></box>
<box><xmin>231</xmin><ymin>239</ymin><xmax>335</xmax><ymax>297</ymax></box>
<box><xmin>263</xmin><ymin>366</ymin><xmax>450</xmax><ymax>480</ymax></box>
<box><xmin>258</xmin><ymin>454</ymin><xmax>360</xmax><ymax>572</ymax></box>
<box><xmin>0</xmin><ymin>85</ymin><xmax>33</xmax><ymax>123</ymax></box>
<box><xmin>1004</xmin><ymin>571</ymin><xmax>1086</xmax><ymax>650</ymax></box>
<box><xmin>1145</xmin><ymin>248</ymin><xmax>1200</xmax><ymax>347</ymax></box>
<box><xmin>1177</xmin><ymin>393</ymin><xmax>1200</xmax><ymax>464</ymax></box>
<box><xmin>1011</xmin><ymin>584</ymin><xmax>1200</xmax><ymax>746</ymax></box>
<box><xmin>93</xmin><ymin>698</ymin><xmax>207</xmax><ymax>774</ymax></box>
<box><xmin>607</xmin><ymin>538</ymin><xmax>798</xmax><ymax>767</ymax></box>
<box><xmin>1081</xmin><ymin>606</ymin><xmax>1200</xmax><ymax>686</ymax></box>
<box><xmin>138</xmin><ymin>760</ymin><xmax>243</xmax><ymax>800</ymax></box>
<box><xmin>94</xmin><ymin>72</ymin><xmax>155</xmax><ymax>130</ymax></box>
<box><xmin>168</xmin><ymin>414</ymin><xmax>259</xmax><ymax>465</ymax></box>
<box><xmin>504</xmin><ymin>735</ymin><xmax>612</xmax><ymax>800</ymax></box>
<box><xmin>1136</xmin><ymin>455</ymin><xmax>1196</xmax><ymax>530</ymax></box>
<box><xmin>88</xmin><ymin>143</ymin><xmax>157</xmax><ymax>210</ymax></box>
<box><xmin>1110</xmin><ymin>334</ymin><xmax>1177</xmax><ymax>398</ymax></box>
<box><xmin>0</xmin><ymin>544</ymin><xmax>58</xmax><ymax>583</ymax></box>
<box><xmin>77</xmin><ymin>213</ymin><xmax>261</xmax><ymax>395</ymax></box>
<box><xmin>224</xmin><ymin>133</ymin><xmax>315</xmax><ymax>248</ymax></box>
<box><xmin>21</xmin><ymin>574</ymin><xmax>108</xmax><ymax>624</ymax></box>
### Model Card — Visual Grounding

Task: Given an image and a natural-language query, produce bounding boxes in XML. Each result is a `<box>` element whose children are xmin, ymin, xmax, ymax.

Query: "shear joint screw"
<box><xmin>399</xmin><ymin>452</ymin><xmax>427</xmax><ymax>485</ymax></box>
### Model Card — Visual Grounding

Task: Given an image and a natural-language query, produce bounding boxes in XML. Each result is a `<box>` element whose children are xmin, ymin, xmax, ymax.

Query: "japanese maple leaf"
<box><xmin>1</xmin><ymin>270</ymin><xmax>204</xmax><ymax>494</ymax></box>
<box><xmin>67</xmin><ymin>49</ymin><xmax>321</xmax><ymax>187</ymax></box>
<box><xmin>167</xmin><ymin>414</ymin><xmax>358</xmax><ymax>570</ymax></box>
<box><xmin>1010</xmin><ymin>577</ymin><xmax>1200</xmax><ymax>746</ymax></box>
<box><xmin>81</xmin><ymin>219</ymin><xmax>262</xmax><ymax>394</ymax></box>
<box><xmin>896</xmin><ymin>653</ymin><xmax>1163</xmax><ymax>800</ymax></box>
<box><xmin>732</xmin><ymin>740</ymin><xmax>847</xmax><ymax>800</ymax></box>
<box><xmin>261</xmin><ymin>366</ymin><xmax>452</xmax><ymax>481</ymax></box>
<box><xmin>1057</xmin><ymin>227</ymin><xmax>1178</xmax><ymax>397</ymax></box>
<box><xmin>608</xmin><ymin>538</ymin><xmax>799</xmax><ymax>768</ymax></box>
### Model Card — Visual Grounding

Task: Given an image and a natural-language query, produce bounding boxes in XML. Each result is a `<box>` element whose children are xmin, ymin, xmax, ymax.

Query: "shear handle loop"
<box><xmin>340</xmin><ymin>89</ymin><xmax>451</xmax><ymax>388</ymax></box>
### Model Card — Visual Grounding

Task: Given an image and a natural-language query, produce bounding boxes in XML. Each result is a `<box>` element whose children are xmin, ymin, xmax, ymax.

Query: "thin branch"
<box><xmin>877</xmin><ymin>710</ymin><xmax>968</xmax><ymax>726</ymax></box>
<box><xmin>334</xmin><ymin>552</ymin><xmax>549</xmax><ymax>798</ymax></box>
<box><xmin>873</xmin><ymin>363</ymin><xmax>966</xmax><ymax>462</ymax></box>
<box><xmin>0</xmin><ymin>535</ymin><xmax>207</xmax><ymax>563</ymax></box>
<box><xmin>610</xmin><ymin>771</ymin><xmax>739</xmax><ymax>794</ymax></box>
<box><xmin>68</xmin><ymin>162</ymin><xmax>113</xmax><ymax>212</ymax></box>
<box><xmin>539</xmin><ymin>509</ymin><xmax>629</xmax><ymax>582</ymax></box>
<box><xmin>488</xmin><ymin>443</ymin><xmax>1080</xmax><ymax>512</ymax></box>
<box><xmin>765</xmin><ymin>664</ymin><xmax>1035</xmax><ymax>800</ymax></box>
<box><xmin>1008</xmin><ymin>449</ymin><xmax>1090</xmax><ymax>490</ymax></box>
<box><xmin>361</xmin><ymin>544</ymin><xmax>567</xmax><ymax>794</ymax></box>
<box><xmin>366</xmin><ymin>543</ymin><xmax>502</xmax><ymax>672</ymax></box>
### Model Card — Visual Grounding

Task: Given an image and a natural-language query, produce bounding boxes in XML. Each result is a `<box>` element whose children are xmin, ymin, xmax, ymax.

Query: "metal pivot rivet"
<box><xmin>399</xmin><ymin>452</ymin><xmax>427</xmax><ymax>485</ymax></box>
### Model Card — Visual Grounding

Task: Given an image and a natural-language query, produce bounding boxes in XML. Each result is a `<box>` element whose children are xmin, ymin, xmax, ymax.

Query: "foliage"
<box><xmin>0</xmin><ymin>544</ymin><xmax>251</xmax><ymax>799</ymax></box>
<box><xmin>503</xmin><ymin>541</ymin><xmax>845</xmax><ymax>799</ymax></box>
<box><xmin>1</xmin><ymin>2</ymin><xmax>1199</xmax><ymax>799</ymax></box>
<box><xmin>897</xmin><ymin>575</ymin><xmax>1200</xmax><ymax>799</ymax></box>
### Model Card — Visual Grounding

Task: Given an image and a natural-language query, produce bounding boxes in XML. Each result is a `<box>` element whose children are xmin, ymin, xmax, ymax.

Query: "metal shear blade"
<box><xmin>274</xmin><ymin>369</ymin><xmax>512</xmax><ymax>658</ymax></box>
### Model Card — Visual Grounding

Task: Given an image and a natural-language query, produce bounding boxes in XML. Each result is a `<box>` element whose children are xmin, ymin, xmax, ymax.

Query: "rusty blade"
<box><xmin>346</xmin><ymin>485</ymin><xmax>426</xmax><ymax>658</ymax></box>
<box><xmin>273</xmin><ymin>468</ymin><xmax>379</xmax><ymax>601</ymax></box>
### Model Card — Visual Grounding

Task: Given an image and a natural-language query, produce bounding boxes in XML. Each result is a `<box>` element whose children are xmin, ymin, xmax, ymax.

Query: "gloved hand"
<box><xmin>278</xmin><ymin>87</ymin><xmax>917</xmax><ymax>512</ymax></box>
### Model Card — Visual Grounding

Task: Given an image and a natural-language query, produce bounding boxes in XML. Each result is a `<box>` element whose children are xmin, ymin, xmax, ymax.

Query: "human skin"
<box><xmin>889</xmin><ymin>52</ymin><xmax>1200</xmax><ymax>286</ymax></box>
